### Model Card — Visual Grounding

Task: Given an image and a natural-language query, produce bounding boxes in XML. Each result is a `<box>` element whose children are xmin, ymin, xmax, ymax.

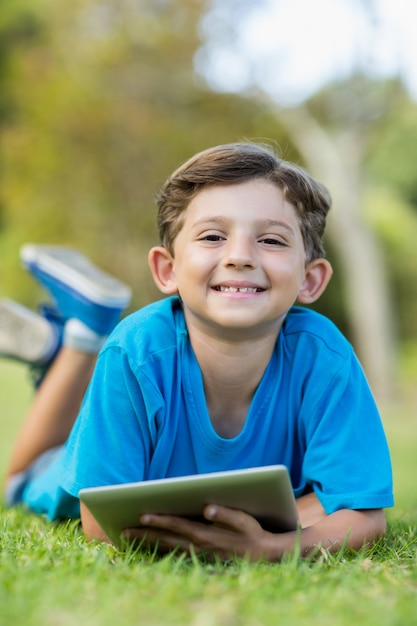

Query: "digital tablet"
<box><xmin>79</xmin><ymin>465</ymin><xmax>299</xmax><ymax>548</ymax></box>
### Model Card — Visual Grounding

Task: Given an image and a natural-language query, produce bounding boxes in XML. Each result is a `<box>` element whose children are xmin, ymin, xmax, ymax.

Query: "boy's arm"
<box><xmin>291</xmin><ymin>492</ymin><xmax>387</xmax><ymax>557</ymax></box>
<box><xmin>80</xmin><ymin>501</ymin><xmax>112</xmax><ymax>543</ymax></box>
<box><xmin>294</xmin><ymin>507</ymin><xmax>386</xmax><ymax>557</ymax></box>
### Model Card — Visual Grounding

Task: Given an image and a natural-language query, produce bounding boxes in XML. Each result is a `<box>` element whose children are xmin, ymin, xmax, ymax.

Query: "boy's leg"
<box><xmin>4</xmin><ymin>243</ymin><xmax>132</xmax><ymax>481</ymax></box>
<box><xmin>5</xmin><ymin>346</ymin><xmax>96</xmax><ymax>478</ymax></box>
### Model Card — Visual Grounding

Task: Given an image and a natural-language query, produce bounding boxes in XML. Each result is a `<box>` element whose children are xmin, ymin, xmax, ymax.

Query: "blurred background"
<box><xmin>1</xmin><ymin>0</ymin><xmax>417</xmax><ymax>411</ymax></box>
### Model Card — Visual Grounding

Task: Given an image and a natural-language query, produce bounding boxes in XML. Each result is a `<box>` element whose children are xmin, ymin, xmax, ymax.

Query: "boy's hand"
<box><xmin>122</xmin><ymin>504</ymin><xmax>281</xmax><ymax>561</ymax></box>
<box><xmin>82</xmin><ymin>493</ymin><xmax>386</xmax><ymax>561</ymax></box>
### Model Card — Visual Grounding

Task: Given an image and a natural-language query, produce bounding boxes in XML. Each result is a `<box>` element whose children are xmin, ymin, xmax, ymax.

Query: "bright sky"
<box><xmin>196</xmin><ymin>0</ymin><xmax>417</xmax><ymax>105</ymax></box>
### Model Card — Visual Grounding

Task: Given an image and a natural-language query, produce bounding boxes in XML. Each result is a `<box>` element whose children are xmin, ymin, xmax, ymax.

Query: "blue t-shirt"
<box><xmin>23</xmin><ymin>296</ymin><xmax>394</xmax><ymax>520</ymax></box>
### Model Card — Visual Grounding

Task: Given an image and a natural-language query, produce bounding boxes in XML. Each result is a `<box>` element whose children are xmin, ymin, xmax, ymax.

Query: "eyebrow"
<box><xmin>262</xmin><ymin>219</ymin><xmax>296</xmax><ymax>234</ymax></box>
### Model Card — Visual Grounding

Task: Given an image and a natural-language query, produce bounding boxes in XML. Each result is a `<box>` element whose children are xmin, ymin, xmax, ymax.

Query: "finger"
<box><xmin>140</xmin><ymin>513</ymin><xmax>211</xmax><ymax>536</ymax></box>
<box><xmin>204</xmin><ymin>505</ymin><xmax>259</xmax><ymax>533</ymax></box>
<box><xmin>135</xmin><ymin>515</ymin><xmax>229</xmax><ymax>554</ymax></box>
<box><xmin>122</xmin><ymin>526</ymin><xmax>193</xmax><ymax>554</ymax></box>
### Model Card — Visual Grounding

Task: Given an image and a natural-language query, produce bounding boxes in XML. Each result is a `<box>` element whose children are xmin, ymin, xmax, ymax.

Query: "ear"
<box><xmin>297</xmin><ymin>258</ymin><xmax>333</xmax><ymax>304</ymax></box>
<box><xmin>148</xmin><ymin>246</ymin><xmax>178</xmax><ymax>295</ymax></box>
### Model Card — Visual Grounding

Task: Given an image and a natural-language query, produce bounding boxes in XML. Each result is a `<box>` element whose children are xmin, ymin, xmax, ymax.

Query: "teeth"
<box><xmin>218</xmin><ymin>286</ymin><xmax>259</xmax><ymax>292</ymax></box>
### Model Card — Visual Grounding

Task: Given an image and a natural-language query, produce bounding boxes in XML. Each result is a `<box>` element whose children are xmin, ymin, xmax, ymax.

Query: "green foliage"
<box><xmin>366</xmin><ymin>98</ymin><xmax>417</xmax><ymax>208</ymax></box>
<box><xmin>0</xmin><ymin>0</ymin><xmax>42</xmax><ymax>119</ymax></box>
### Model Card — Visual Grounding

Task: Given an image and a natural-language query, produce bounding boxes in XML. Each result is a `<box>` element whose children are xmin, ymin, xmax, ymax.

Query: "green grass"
<box><xmin>0</xmin><ymin>361</ymin><xmax>416</xmax><ymax>626</ymax></box>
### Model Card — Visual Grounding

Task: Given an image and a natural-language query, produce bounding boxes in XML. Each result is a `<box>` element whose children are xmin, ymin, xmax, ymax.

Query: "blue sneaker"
<box><xmin>20</xmin><ymin>244</ymin><xmax>132</xmax><ymax>335</ymax></box>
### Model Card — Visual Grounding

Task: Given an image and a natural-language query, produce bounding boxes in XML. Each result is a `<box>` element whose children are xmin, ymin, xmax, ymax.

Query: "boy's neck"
<box><xmin>188</xmin><ymin>326</ymin><xmax>280</xmax><ymax>439</ymax></box>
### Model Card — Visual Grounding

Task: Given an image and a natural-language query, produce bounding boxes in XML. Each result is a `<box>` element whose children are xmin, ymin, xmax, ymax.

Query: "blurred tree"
<box><xmin>196</xmin><ymin>0</ymin><xmax>417</xmax><ymax>403</ymax></box>
<box><xmin>366</xmin><ymin>92</ymin><xmax>417</xmax><ymax>208</ymax></box>
<box><xmin>0</xmin><ymin>0</ymin><xmax>44</xmax><ymax>241</ymax></box>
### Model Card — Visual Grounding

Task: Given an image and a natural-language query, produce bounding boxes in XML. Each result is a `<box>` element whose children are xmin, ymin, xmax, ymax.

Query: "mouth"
<box><xmin>212</xmin><ymin>285</ymin><xmax>265</xmax><ymax>293</ymax></box>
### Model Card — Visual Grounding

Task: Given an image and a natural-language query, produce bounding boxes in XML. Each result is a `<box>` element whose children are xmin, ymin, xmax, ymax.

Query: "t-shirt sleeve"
<box><xmin>298</xmin><ymin>349</ymin><xmax>394</xmax><ymax>513</ymax></box>
<box><xmin>60</xmin><ymin>344</ymin><xmax>162</xmax><ymax>498</ymax></box>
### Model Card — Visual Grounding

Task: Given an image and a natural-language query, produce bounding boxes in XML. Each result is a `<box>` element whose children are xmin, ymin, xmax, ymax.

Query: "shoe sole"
<box><xmin>20</xmin><ymin>245</ymin><xmax>132</xmax><ymax>308</ymax></box>
<box><xmin>0</xmin><ymin>299</ymin><xmax>55</xmax><ymax>364</ymax></box>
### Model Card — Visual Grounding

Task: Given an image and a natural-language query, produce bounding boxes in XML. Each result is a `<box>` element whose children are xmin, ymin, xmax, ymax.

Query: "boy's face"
<box><xmin>157</xmin><ymin>180</ymin><xmax>321</xmax><ymax>340</ymax></box>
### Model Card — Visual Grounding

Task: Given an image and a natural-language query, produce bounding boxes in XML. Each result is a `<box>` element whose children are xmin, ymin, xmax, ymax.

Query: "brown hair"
<box><xmin>155</xmin><ymin>142</ymin><xmax>331</xmax><ymax>262</ymax></box>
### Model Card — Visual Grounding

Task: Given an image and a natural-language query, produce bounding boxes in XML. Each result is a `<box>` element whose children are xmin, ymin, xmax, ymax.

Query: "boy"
<box><xmin>2</xmin><ymin>142</ymin><xmax>393</xmax><ymax>561</ymax></box>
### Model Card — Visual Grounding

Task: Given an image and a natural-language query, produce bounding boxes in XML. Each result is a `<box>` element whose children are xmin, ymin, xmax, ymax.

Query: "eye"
<box><xmin>259</xmin><ymin>236</ymin><xmax>287</xmax><ymax>247</ymax></box>
<box><xmin>197</xmin><ymin>232</ymin><xmax>226</xmax><ymax>242</ymax></box>
<box><xmin>203</xmin><ymin>234</ymin><xmax>224</xmax><ymax>241</ymax></box>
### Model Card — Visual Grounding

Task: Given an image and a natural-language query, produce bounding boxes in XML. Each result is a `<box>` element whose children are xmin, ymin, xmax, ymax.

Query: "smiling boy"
<box><xmin>3</xmin><ymin>142</ymin><xmax>393</xmax><ymax>560</ymax></box>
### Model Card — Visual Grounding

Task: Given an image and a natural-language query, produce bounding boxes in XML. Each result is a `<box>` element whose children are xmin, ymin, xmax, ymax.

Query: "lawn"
<box><xmin>0</xmin><ymin>360</ymin><xmax>416</xmax><ymax>626</ymax></box>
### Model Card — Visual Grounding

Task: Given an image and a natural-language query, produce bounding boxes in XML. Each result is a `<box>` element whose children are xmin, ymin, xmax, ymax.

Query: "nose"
<box><xmin>223</xmin><ymin>235</ymin><xmax>257</xmax><ymax>269</ymax></box>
